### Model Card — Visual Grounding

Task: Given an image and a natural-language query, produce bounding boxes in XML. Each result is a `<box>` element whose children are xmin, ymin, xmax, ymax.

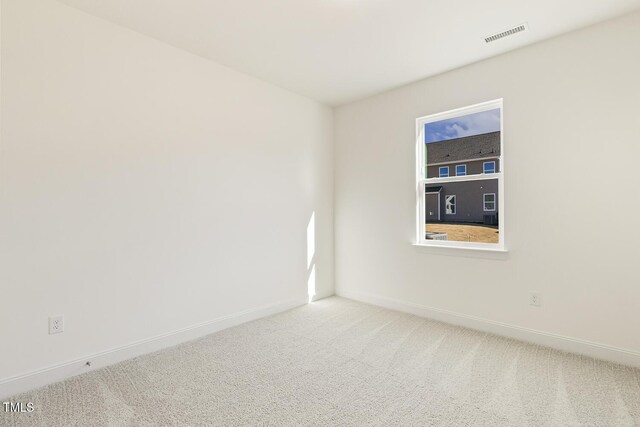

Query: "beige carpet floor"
<box><xmin>2</xmin><ymin>297</ymin><xmax>640</xmax><ymax>426</ymax></box>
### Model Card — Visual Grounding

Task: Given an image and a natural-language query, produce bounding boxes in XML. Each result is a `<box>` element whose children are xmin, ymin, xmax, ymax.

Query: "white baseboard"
<box><xmin>0</xmin><ymin>297</ymin><xmax>306</xmax><ymax>400</ymax></box>
<box><xmin>336</xmin><ymin>290</ymin><xmax>640</xmax><ymax>368</ymax></box>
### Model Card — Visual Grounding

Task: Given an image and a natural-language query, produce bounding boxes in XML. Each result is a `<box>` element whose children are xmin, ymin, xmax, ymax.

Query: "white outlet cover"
<box><xmin>49</xmin><ymin>316</ymin><xmax>64</xmax><ymax>334</ymax></box>
<box><xmin>529</xmin><ymin>292</ymin><xmax>542</xmax><ymax>307</ymax></box>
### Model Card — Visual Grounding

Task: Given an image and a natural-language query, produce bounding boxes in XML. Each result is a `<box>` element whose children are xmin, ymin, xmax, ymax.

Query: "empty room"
<box><xmin>1</xmin><ymin>0</ymin><xmax>639</xmax><ymax>425</ymax></box>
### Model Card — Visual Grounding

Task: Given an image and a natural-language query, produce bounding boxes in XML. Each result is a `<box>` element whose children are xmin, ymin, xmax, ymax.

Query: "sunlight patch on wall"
<box><xmin>307</xmin><ymin>212</ymin><xmax>315</xmax><ymax>269</ymax></box>
<box><xmin>307</xmin><ymin>265</ymin><xmax>316</xmax><ymax>303</ymax></box>
<box><xmin>307</xmin><ymin>212</ymin><xmax>316</xmax><ymax>302</ymax></box>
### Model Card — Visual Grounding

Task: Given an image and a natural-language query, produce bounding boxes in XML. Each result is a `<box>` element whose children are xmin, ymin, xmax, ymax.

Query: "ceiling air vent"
<box><xmin>484</xmin><ymin>23</ymin><xmax>528</xmax><ymax>43</ymax></box>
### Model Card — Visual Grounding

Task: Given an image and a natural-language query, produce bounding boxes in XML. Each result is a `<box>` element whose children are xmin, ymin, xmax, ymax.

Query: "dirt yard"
<box><xmin>426</xmin><ymin>223</ymin><xmax>499</xmax><ymax>244</ymax></box>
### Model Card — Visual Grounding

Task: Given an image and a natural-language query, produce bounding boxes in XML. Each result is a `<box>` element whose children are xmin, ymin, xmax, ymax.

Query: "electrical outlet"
<box><xmin>49</xmin><ymin>316</ymin><xmax>64</xmax><ymax>334</ymax></box>
<box><xmin>529</xmin><ymin>292</ymin><xmax>541</xmax><ymax>307</ymax></box>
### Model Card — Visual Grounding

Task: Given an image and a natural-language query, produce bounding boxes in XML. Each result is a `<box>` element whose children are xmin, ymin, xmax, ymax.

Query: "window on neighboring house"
<box><xmin>483</xmin><ymin>161</ymin><xmax>496</xmax><ymax>174</ymax></box>
<box><xmin>417</xmin><ymin>99</ymin><xmax>504</xmax><ymax>250</ymax></box>
<box><xmin>445</xmin><ymin>195</ymin><xmax>456</xmax><ymax>215</ymax></box>
<box><xmin>483</xmin><ymin>193</ymin><xmax>496</xmax><ymax>211</ymax></box>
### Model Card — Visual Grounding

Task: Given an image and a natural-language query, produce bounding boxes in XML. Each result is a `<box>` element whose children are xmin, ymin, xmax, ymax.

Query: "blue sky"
<box><xmin>425</xmin><ymin>109</ymin><xmax>500</xmax><ymax>144</ymax></box>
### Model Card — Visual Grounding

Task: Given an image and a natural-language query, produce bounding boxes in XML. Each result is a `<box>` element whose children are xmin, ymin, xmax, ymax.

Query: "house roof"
<box><xmin>425</xmin><ymin>186</ymin><xmax>443</xmax><ymax>193</ymax></box>
<box><xmin>426</xmin><ymin>131</ymin><xmax>500</xmax><ymax>165</ymax></box>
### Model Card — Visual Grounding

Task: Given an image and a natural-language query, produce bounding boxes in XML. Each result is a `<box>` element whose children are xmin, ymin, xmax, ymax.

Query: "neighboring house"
<box><xmin>425</xmin><ymin>131</ymin><xmax>500</xmax><ymax>225</ymax></box>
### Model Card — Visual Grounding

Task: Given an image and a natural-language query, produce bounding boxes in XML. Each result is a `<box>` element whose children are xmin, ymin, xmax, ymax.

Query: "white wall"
<box><xmin>0</xmin><ymin>0</ymin><xmax>333</xmax><ymax>385</ymax></box>
<box><xmin>335</xmin><ymin>12</ymin><xmax>640</xmax><ymax>360</ymax></box>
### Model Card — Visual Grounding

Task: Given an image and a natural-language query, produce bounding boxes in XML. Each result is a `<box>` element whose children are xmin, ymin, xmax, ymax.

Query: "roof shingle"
<box><xmin>426</xmin><ymin>131</ymin><xmax>500</xmax><ymax>164</ymax></box>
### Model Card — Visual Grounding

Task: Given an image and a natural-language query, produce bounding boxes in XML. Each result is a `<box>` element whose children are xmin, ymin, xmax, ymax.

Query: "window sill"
<box><xmin>413</xmin><ymin>243</ymin><xmax>509</xmax><ymax>258</ymax></box>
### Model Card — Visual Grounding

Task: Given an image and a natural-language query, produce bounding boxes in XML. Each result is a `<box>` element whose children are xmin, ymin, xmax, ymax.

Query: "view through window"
<box><xmin>416</xmin><ymin>100</ymin><xmax>504</xmax><ymax>250</ymax></box>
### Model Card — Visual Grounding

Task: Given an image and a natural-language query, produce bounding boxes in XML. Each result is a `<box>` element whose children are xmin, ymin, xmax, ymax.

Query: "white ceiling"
<box><xmin>58</xmin><ymin>0</ymin><xmax>640</xmax><ymax>106</ymax></box>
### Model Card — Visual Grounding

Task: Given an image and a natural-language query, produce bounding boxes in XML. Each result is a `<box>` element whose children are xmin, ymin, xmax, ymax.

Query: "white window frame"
<box><xmin>415</xmin><ymin>99</ymin><xmax>505</xmax><ymax>251</ymax></box>
<box><xmin>483</xmin><ymin>193</ymin><xmax>496</xmax><ymax>212</ymax></box>
<box><xmin>455</xmin><ymin>164</ymin><xmax>467</xmax><ymax>176</ymax></box>
<box><xmin>483</xmin><ymin>161</ymin><xmax>496</xmax><ymax>174</ymax></box>
<box><xmin>445</xmin><ymin>195</ymin><xmax>456</xmax><ymax>215</ymax></box>
<box><xmin>438</xmin><ymin>166</ymin><xmax>449</xmax><ymax>177</ymax></box>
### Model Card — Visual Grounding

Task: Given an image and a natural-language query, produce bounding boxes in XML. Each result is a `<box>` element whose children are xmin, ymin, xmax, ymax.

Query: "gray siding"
<box><xmin>426</xmin><ymin>179</ymin><xmax>499</xmax><ymax>224</ymax></box>
<box><xmin>425</xmin><ymin>192</ymin><xmax>440</xmax><ymax>221</ymax></box>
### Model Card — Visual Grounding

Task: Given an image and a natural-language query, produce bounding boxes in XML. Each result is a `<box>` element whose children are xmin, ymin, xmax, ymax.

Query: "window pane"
<box><xmin>483</xmin><ymin>161</ymin><xmax>496</xmax><ymax>174</ymax></box>
<box><xmin>425</xmin><ymin>109</ymin><xmax>500</xmax><ymax>178</ymax></box>
<box><xmin>425</xmin><ymin>178</ymin><xmax>499</xmax><ymax>244</ymax></box>
<box><xmin>445</xmin><ymin>195</ymin><xmax>456</xmax><ymax>214</ymax></box>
